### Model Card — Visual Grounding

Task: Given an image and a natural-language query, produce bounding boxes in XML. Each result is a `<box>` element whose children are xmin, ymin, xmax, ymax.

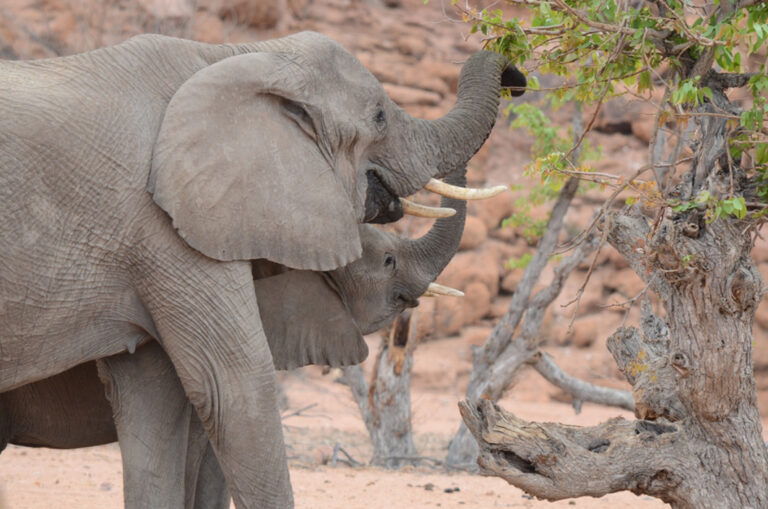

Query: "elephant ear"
<box><xmin>149</xmin><ymin>51</ymin><xmax>361</xmax><ymax>271</ymax></box>
<box><xmin>254</xmin><ymin>270</ymin><xmax>369</xmax><ymax>370</ymax></box>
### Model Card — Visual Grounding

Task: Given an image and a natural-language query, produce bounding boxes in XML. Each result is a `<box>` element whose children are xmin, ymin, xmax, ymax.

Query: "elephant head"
<box><xmin>147</xmin><ymin>32</ymin><xmax>525</xmax><ymax>271</ymax></box>
<box><xmin>256</xmin><ymin>166</ymin><xmax>468</xmax><ymax>370</ymax></box>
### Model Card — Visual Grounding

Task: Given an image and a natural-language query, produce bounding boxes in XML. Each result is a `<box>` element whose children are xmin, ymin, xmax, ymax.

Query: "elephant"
<box><xmin>0</xmin><ymin>31</ymin><xmax>523</xmax><ymax>507</ymax></box>
<box><xmin>0</xmin><ymin>168</ymin><xmax>468</xmax><ymax>508</ymax></box>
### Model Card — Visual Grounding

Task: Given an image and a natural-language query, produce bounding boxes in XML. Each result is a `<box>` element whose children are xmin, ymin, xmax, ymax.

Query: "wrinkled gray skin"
<box><xmin>0</xmin><ymin>31</ymin><xmax>512</xmax><ymax>507</ymax></box>
<box><xmin>0</xmin><ymin>176</ymin><xmax>467</xmax><ymax>508</ymax></box>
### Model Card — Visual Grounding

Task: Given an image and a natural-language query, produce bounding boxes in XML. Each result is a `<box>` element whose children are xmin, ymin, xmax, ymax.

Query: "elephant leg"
<box><xmin>181</xmin><ymin>406</ymin><xmax>230</xmax><ymax>509</ymax></box>
<box><xmin>189</xmin><ymin>440</ymin><xmax>230</xmax><ymax>509</ymax></box>
<box><xmin>135</xmin><ymin>252</ymin><xmax>292</xmax><ymax>509</ymax></box>
<box><xmin>97</xmin><ymin>342</ymin><xmax>194</xmax><ymax>509</ymax></box>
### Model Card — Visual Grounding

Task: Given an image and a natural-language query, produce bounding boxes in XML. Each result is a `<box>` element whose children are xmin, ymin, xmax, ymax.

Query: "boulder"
<box><xmin>489</xmin><ymin>295</ymin><xmax>512</xmax><ymax>318</ymax></box>
<box><xmin>206</xmin><ymin>0</ymin><xmax>284</xmax><ymax>29</ymax></box>
<box><xmin>469</xmin><ymin>192</ymin><xmax>514</xmax><ymax>230</ymax></box>
<box><xmin>433</xmin><ymin>293</ymin><xmax>465</xmax><ymax>336</ymax></box>
<box><xmin>500</xmin><ymin>270</ymin><xmax>522</xmax><ymax>294</ymax></box>
<box><xmin>462</xmin><ymin>325</ymin><xmax>494</xmax><ymax>346</ymax></box>
<box><xmin>459</xmin><ymin>215</ymin><xmax>488</xmax><ymax>251</ymax></box>
<box><xmin>569</xmin><ymin>315</ymin><xmax>600</xmax><ymax>348</ymax></box>
<box><xmin>462</xmin><ymin>281</ymin><xmax>492</xmax><ymax>325</ymax></box>
<box><xmin>610</xmin><ymin>267</ymin><xmax>646</xmax><ymax>299</ymax></box>
<box><xmin>413</xmin><ymin>296</ymin><xmax>436</xmax><ymax>340</ymax></box>
<box><xmin>192</xmin><ymin>11</ymin><xmax>226</xmax><ymax>43</ymax></box>
<box><xmin>437</xmin><ymin>242</ymin><xmax>503</xmax><ymax>296</ymax></box>
<box><xmin>138</xmin><ymin>0</ymin><xmax>193</xmax><ymax>19</ymax></box>
<box><xmin>382</xmin><ymin>83</ymin><xmax>442</xmax><ymax>107</ymax></box>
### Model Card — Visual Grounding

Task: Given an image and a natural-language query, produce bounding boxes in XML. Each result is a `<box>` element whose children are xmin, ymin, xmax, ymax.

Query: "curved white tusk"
<box><xmin>422</xmin><ymin>282</ymin><xmax>464</xmax><ymax>297</ymax></box>
<box><xmin>400</xmin><ymin>198</ymin><xmax>456</xmax><ymax>218</ymax></box>
<box><xmin>425</xmin><ymin>178</ymin><xmax>508</xmax><ymax>200</ymax></box>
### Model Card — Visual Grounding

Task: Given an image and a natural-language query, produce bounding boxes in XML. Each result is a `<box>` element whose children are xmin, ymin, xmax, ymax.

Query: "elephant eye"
<box><xmin>384</xmin><ymin>253</ymin><xmax>396</xmax><ymax>270</ymax></box>
<box><xmin>374</xmin><ymin>108</ymin><xmax>386</xmax><ymax>126</ymax></box>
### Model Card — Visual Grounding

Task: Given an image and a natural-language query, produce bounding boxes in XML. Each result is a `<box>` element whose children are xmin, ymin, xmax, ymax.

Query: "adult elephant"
<box><xmin>0</xmin><ymin>32</ymin><xmax>522</xmax><ymax>507</ymax></box>
<box><xmin>1</xmin><ymin>168</ymin><xmax>469</xmax><ymax>508</ymax></box>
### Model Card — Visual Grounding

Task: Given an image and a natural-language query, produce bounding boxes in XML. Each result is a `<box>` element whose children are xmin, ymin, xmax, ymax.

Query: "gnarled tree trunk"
<box><xmin>460</xmin><ymin>71</ymin><xmax>768</xmax><ymax>506</ymax></box>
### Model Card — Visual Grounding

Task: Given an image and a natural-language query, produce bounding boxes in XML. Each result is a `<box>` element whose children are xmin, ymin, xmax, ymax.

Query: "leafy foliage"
<box><xmin>449</xmin><ymin>0</ymin><xmax>768</xmax><ymax>222</ymax></box>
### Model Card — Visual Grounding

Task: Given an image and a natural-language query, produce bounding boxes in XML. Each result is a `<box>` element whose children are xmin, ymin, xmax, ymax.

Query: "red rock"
<box><xmin>611</xmin><ymin>267</ymin><xmax>646</xmax><ymax>299</ymax></box>
<box><xmin>437</xmin><ymin>242</ymin><xmax>503</xmax><ymax>296</ymax></box>
<box><xmin>395</xmin><ymin>35</ymin><xmax>426</xmax><ymax>58</ymax></box>
<box><xmin>500</xmin><ymin>271</ymin><xmax>522</xmax><ymax>294</ymax></box>
<box><xmin>462</xmin><ymin>325</ymin><xmax>493</xmax><ymax>346</ymax></box>
<box><xmin>433</xmin><ymin>294</ymin><xmax>464</xmax><ymax>336</ymax></box>
<box><xmin>569</xmin><ymin>316</ymin><xmax>600</xmax><ymax>348</ymax></box>
<box><xmin>192</xmin><ymin>12</ymin><xmax>226</xmax><ymax>43</ymax></box>
<box><xmin>382</xmin><ymin>83</ymin><xmax>442</xmax><ymax>107</ymax></box>
<box><xmin>754</xmin><ymin>240</ymin><xmax>768</xmax><ymax>264</ymax></box>
<box><xmin>213</xmin><ymin>0</ymin><xmax>284</xmax><ymax>29</ymax></box>
<box><xmin>413</xmin><ymin>296</ymin><xmax>436</xmax><ymax>340</ymax></box>
<box><xmin>489</xmin><ymin>295</ymin><xmax>512</xmax><ymax>318</ymax></box>
<box><xmin>605</xmin><ymin>244</ymin><xmax>630</xmax><ymax>270</ymax></box>
<box><xmin>138</xmin><ymin>0</ymin><xmax>193</xmax><ymax>18</ymax></box>
<box><xmin>469</xmin><ymin>192</ymin><xmax>514</xmax><ymax>230</ymax></box>
<box><xmin>462</xmin><ymin>281</ymin><xmax>492</xmax><ymax>325</ymax></box>
<box><xmin>459</xmin><ymin>215</ymin><xmax>488</xmax><ymax>251</ymax></box>
<box><xmin>418</xmin><ymin>59</ymin><xmax>460</xmax><ymax>93</ymax></box>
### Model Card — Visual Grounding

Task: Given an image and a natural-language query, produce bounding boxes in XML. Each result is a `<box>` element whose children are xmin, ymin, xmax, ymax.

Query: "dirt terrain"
<box><xmin>1</xmin><ymin>337</ymin><xmax>672</xmax><ymax>508</ymax></box>
<box><xmin>2</xmin><ymin>0</ymin><xmax>768</xmax><ymax>507</ymax></box>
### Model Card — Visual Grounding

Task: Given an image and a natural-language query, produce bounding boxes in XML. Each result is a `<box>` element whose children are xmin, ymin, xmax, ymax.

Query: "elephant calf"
<box><xmin>0</xmin><ymin>170</ymin><xmax>467</xmax><ymax>508</ymax></box>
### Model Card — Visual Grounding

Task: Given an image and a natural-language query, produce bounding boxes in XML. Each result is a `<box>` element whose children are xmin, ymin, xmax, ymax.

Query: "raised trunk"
<box><xmin>379</xmin><ymin>51</ymin><xmax>515</xmax><ymax>195</ymax></box>
<box><xmin>406</xmin><ymin>167</ymin><xmax>468</xmax><ymax>284</ymax></box>
<box><xmin>431</xmin><ymin>51</ymin><xmax>520</xmax><ymax>178</ymax></box>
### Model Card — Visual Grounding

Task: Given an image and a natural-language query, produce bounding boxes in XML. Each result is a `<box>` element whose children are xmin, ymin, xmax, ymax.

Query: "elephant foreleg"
<box><xmin>135</xmin><ymin>252</ymin><xmax>292</xmax><ymax>509</ymax></box>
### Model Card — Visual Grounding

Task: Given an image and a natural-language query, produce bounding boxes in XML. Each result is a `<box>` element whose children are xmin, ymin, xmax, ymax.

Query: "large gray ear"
<box><xmin>254</xmin><ymin>270</ymin><xmax>368</xmax><ymax>370</ymax></box>
<box><xmin>149</xmin><ymin>51</ymin><xmax>361</xmax><ymax>271</ymax></box>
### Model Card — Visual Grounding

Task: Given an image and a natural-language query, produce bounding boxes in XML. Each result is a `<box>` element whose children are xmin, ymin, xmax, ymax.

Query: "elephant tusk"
<box><xmin>425</xmin><ymin>178</ymin><xmax>508</xmax><ymax>200</ymax></box>
<box><xmin>400</xmin><ymin>198</ymin><xmax>457</xmax><ymax>218</ymax></box>
<box><xmin>422</xmin><ymin>282</ymin><xmax>464</xmax><ymax>297</ymax></box>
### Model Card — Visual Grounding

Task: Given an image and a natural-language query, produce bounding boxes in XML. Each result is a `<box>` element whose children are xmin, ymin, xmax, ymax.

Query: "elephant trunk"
<box><xmin>430</xmin><ymin>51</ymin><xmax>514</xmax><ymax>178</ymax></box>
<box><xmin>385</xmin><ymin>50</ymin><xmax>523</xmax><ymax>196</ymax></box>
<box><xmin>406</xmin><ymin>167</ymin><xmax>467</xmax><ymax>286</ymax></box>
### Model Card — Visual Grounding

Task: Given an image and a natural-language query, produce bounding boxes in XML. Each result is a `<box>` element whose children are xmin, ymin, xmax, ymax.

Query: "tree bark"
<box><xmin>339</xmin><ymin>311</ymin><xmax>420</xmax><ymax>468</ymax></box>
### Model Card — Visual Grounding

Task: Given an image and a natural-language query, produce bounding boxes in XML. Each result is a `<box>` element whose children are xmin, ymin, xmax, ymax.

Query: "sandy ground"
<box><xmin>0</xmin><ymin>337</ymin><xmax>683</xmax><ymax>509</ymax></box>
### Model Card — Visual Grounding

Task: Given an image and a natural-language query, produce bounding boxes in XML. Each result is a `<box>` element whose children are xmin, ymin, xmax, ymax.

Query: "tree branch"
<box><xmin>528</xmin><ymin>351</ymin><xmax>635</xmax><ymax>411</ymax></box>
<box><xmin>460</xmin><ymin>399</ymin><xmax>686</xmax><ymax>502</ymax></box>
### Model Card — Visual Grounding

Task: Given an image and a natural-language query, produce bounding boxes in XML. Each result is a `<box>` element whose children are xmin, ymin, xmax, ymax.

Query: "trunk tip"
<box><xmin>501</xmin><ymin>64</ymin><xmax>527</xmax><ymax>96</ymax></box>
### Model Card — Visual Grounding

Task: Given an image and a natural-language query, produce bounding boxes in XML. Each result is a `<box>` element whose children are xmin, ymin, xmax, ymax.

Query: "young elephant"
<box><xmin>0</xmin><ymin>170</ymin><xmax>468</xmax><ymax>508</ymax></box>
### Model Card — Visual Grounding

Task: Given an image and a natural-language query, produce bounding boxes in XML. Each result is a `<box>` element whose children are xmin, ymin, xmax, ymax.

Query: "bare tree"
<box><xmin>337</xmin><ymin>311</ymin><xmax>421</xmax><ymax>468</ymax></box>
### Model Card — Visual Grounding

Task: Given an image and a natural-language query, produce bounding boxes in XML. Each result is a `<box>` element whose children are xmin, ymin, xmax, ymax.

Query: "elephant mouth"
<box><xmin>363</xmin><ymin>169</ymin><xmax>404</xmax><ymax>224</ymax></box>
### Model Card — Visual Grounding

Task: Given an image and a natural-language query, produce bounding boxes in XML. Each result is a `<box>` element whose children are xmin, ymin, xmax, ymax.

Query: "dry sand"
<box><xmin>0</xmin><ymin>337</ymin><xmax>677</xmax><ymax>508</ymax></box>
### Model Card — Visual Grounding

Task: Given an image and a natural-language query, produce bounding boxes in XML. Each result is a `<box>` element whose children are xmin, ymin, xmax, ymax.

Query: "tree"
<box><xmin>337</xmin><ymin>311</ymin><xmax>421</xmax><ymax>468</ymax></box>
<box><xmin>451</xmin><ymin>0</ymin><xmax>768</xmax><ymax>506</ymax></box>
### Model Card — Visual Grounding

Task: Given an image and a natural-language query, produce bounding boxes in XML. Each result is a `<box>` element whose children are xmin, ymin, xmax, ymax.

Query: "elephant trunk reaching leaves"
<box><xmin>431</xmin><ymin>51</ymin><xmax>525</xmax><ymax>178</ymax></box>
<box><xmin>371</xmin><ymin>50</ymin><xmax>525</xmax><ymax>213</ymax></box>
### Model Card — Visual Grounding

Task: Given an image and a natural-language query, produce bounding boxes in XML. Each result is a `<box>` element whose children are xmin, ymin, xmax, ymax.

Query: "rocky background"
<box><xmin>3</xmin><ymin>0</ymin><xmax>768</xmax><ymax>413</ymax></box>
